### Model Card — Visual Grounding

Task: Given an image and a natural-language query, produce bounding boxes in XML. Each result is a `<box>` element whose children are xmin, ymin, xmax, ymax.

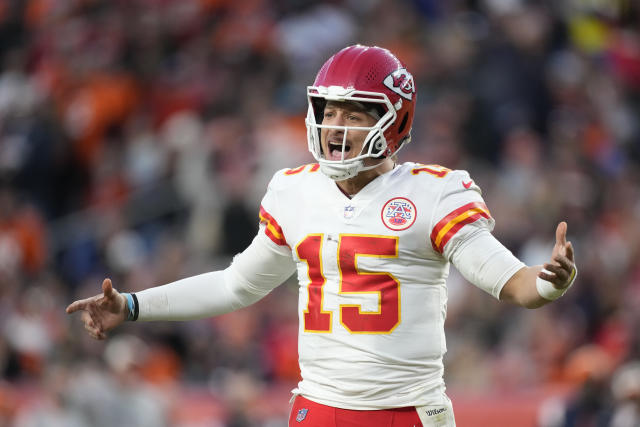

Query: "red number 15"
<box><xmin>296</xmin><ymin>234</ymin><xmax>400</xmax><ymax>334</ymax></box>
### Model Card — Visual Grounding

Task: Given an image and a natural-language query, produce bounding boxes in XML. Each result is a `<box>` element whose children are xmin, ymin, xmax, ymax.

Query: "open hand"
<box><xmin>538</xmin><ymin>222</ymin><xmax>576</xmax><ymax>289</ymax></box>
<box><xmin>66</xmin><ymin>278</ymin><xmax>127</xmax><ymax>340</ymax></box>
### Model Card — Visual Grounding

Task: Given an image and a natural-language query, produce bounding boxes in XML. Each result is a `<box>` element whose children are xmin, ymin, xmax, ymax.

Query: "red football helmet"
<box><xmin>306</xmin><ymin>45</ymin><xmax>416</xmax><ymax>180</ymax></box>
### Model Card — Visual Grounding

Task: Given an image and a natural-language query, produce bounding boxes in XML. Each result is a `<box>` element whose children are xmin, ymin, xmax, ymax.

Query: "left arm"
<box><xmin>451</xmin><ymin>222</ymin><xmax>576</xmax><ymax>308</ymax></box>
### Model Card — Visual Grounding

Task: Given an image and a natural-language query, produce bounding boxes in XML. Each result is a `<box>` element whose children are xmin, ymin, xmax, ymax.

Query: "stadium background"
<box><xmin>1</xmin><ymin>0</ymin><xmax>639</xmax><ymax>426</ymax></box>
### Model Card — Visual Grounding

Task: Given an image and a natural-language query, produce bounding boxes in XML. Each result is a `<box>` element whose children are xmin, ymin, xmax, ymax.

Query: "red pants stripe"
<box><xmin>289</xmin><ymin>395</ymin><xmax>424</xmax><ymax>427</ymax></box>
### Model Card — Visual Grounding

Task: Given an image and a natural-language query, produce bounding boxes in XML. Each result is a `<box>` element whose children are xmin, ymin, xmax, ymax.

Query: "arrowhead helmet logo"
<box><xmin>383</xmin><ymin>68</ymin><xmax>415</xmax><ymax>100</ymax></box>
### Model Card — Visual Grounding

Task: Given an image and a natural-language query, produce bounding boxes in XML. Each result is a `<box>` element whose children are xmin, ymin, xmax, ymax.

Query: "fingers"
<box><xmin>555</xmin><ymin>221</ymin><xmax>567</xmax><ymax>247</ymax></box>
<box><xmin>543</xmin><ymin>263</ymin><xmax>571</xmax><ymax>283</ymax></box>
<box><xmin>538</xmin><ymin>269</ymin><xmax>558</xmax><ymax>284</ymax></box>
<box><xmin>80</xmin><ymin>312</ymin><xmax>107</xmax><ymax>340</ymax></box>
<box><xmin>67</xmin><ymin>278</ymin><xmax>114</xmax><ymax>314</ymax></box>
<box><xmin>541</xmin><ymin>240</ymin><xmax>576</xmax><ymax>288</ymax></box>
<box><xmin>552</xmin><ymin>253</ymin><xmax>573</xmax><ymax>272</ymax></box>
<box><xmin>566</xmin><ymin>241</ymin><xmax>574</xmax><ymax>262</ymax></box>
<box><xmin>66</xmin><ymin>299</ymin><xmax>89</xmax><ymax>314</ymax></box>
<box><xmin>538</xmin><ymin>266</ymin><xmax>572</xmax><ymax>287</ymax></box>
<box><xmin>67</xmin><ymin>279</ymin><xmax>116</xmax><ymax>340</ymax></box>
<box><xmin>81</xmin><ymin>311</ymin><xmax>97</xmax><ymax>334</ymax></box>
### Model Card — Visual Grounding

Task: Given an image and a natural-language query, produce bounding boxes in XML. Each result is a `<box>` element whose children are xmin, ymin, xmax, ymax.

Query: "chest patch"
<box><xmin>381</xmin><ymin>197</ymin><xmax>417</xmax><ymax>231</ymax></box>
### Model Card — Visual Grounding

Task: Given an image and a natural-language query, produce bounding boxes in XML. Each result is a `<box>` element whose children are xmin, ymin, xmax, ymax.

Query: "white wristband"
<box><xmin>536</xmin><ymin>266</ymin><xmax>577</xmax><ymax>301</ymax></box>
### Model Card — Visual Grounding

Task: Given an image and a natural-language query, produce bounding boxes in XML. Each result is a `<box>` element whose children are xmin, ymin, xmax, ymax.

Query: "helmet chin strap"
<box><xmin>318</xmin><ymin>159</ymin><xmax>363</xmax><ymax>181</ymax></box>
<box><xmin>318</xmin><ymin>157</ymin><xmax>385</xmax><ymax>181</ymax></box>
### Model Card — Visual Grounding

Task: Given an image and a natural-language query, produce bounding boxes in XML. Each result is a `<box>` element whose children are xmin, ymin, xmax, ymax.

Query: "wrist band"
<box><xmin>131</xmin><ymin>293</ymin><xmax>139</xmax><ymax>321</ymax></box>
<box><xmin>123</xmin><ymin>292</ymin><xmax>139</xmax><ymax>321</ymax></box>
<box><xmin>536</xmin><ymin>266</ymin><xmax>577</xmax><ymax>301</ymax></box>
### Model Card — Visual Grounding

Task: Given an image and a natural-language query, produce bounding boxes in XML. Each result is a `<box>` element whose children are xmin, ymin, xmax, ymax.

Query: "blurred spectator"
<box><xmin>0</xmin><ymin>182</ymin><xmax>46</xmax><ymax>277</ymax></box>
<box><xmin>610</xmin><ymin>361</ymin><xmax>640</xmax><ymax>427</ymax></box>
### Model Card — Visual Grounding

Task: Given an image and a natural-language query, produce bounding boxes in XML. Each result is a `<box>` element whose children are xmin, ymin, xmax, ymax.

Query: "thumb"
<box><xmin>555</xmin><ymin>221</ymin><xmax>567</xmax><ymax>247</ymax></box>
<box><xmin>102</xmin><ymin>278</ymin><xmax>115</xmax><ymax>299</ymax></box>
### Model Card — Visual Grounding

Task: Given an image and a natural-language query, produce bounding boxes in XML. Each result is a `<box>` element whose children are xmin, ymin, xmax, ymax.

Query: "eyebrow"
<box><xmin>324</xmin><ymin>101</ymin><xmax>368</xmax><ymax>113</ymax></box>
<box><xmin>324</xmin><ymin>101</ymin><xmax>382</xmax><ymax>120</ymax></box>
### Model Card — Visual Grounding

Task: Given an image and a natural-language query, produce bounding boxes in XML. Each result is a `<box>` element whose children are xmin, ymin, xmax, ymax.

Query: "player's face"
<box><xmin>320</xmin><ymin>101</ymin><xmax>378</xmax><ymax>161</ymax></box>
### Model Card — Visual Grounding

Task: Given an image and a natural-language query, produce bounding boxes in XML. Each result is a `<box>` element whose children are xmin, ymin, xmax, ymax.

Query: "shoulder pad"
<box><xmin>268</xmin><ymin>163</ymin><xmax>322</xmax><ymax>190</ymax></box>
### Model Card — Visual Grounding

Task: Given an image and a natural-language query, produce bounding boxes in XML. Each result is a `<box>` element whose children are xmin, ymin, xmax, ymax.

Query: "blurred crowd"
<box><xmin>1</xmin><ymin>0</ymin><xmax>640</xmax><ymax>426</ymax></box>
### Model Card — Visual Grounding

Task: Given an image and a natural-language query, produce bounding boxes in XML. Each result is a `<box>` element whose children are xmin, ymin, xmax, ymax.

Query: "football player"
<box><xmin>67</xmin><ymin>45</ymin><xmax>576</xmax><ymax>427</ymax></box>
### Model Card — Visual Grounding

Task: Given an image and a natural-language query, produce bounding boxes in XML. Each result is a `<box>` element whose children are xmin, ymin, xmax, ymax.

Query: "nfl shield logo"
<box><xmin>344</xmin><ymin>205</ymin><xmax>355</xmax><ymax>219</ymax></box>
<box><xmin>296</xmin><ymin>408</ymin><xmax>308</xmax><ymax>422</ymax></box>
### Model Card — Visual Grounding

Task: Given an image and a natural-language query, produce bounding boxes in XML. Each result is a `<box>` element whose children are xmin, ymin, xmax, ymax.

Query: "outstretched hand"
<box><xmin>66</xmin><ymin>278</ymin><xmax>127</xmax><ymax>340</ymax></box>
<box><xmin>538</xmin><ymin>222</ymin><xmax>576</xmax><ymax>289</ymax></box>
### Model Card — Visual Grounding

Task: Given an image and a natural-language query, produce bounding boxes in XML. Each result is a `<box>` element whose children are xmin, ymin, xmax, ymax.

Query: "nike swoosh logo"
<box><xmin>462</xmin><ymin>180</ymin><xmax>473</xmax><ymax>189</ymax></box>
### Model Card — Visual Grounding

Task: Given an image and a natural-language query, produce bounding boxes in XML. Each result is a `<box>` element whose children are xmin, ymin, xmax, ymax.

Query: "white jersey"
<box><xmin>258</xmin><ymin>162</ymin><xmax>499</xmax><ymax>410</ymax></box>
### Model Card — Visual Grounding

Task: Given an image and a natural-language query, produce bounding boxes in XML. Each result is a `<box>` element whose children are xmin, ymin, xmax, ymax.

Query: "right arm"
<box><xmin>66</xmin><ymin>234</ymin><xmax>296</xmax><ymax>339</ymax></box>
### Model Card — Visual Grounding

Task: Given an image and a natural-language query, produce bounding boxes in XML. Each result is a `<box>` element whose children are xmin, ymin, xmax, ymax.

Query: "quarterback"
<box><xmin>67</xmin><ymin>45</ymin><xmax>576</xmax><ymax>427</ymax></box>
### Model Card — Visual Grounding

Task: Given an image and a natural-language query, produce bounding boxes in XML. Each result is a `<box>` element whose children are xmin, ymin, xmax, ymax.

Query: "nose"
<box><xmin>325</xmin><ymin>112</ymin><xmax>345</xmax><ymax>136</ymax></box>
<box><xmin>327</xmin><ymin>127</ymin><xmax>344</xmax><ymax>141</ymax></box>
<box><xmin>333</xmin><ymin>113</ymin><xmax>346</xmax><ymax>126</ymax></box>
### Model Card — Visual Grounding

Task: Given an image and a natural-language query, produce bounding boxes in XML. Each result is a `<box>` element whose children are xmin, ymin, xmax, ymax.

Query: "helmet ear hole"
<box><xmin>397</xmin><ymin>112</ymin><xmax>408</xmax><ymax>134</ymax></box>
<box><xmin>311</xmin><ymin>98</ymin><xmax>326</xmax><ymax>123</ymax></box>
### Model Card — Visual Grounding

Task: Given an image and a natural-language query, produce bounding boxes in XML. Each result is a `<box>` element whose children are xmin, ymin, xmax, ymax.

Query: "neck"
<box><xmin>336</xmin><ymin>159</ymin><xmax>395</xmax><ymax>197</ymax></box>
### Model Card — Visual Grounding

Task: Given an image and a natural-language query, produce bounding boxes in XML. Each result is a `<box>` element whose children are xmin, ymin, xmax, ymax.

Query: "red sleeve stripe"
<box><xmin>430</xmin><ymin>202</ymin><xmax>491</xmax><ymax>253</ymax></box>
<box><xmin>259</xmin><ymin>206</ymin><xmax>288</xmax><ymax>247</ymax></box>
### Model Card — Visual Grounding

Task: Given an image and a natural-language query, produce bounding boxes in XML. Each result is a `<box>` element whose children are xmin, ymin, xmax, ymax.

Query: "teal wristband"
<box><xmin>123</xmin><ymin>292</ymin><xmax>136</xmax><ymax>321</ymax></box>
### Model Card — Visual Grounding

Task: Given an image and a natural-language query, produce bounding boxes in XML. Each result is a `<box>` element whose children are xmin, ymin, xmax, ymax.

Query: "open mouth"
<box><xmin>327</xmin><ymin>141</ymin><xmax>351</xmax><ymax>160</ymax></box>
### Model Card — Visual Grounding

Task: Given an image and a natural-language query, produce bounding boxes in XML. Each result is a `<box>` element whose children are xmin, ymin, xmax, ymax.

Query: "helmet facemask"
<box><xmin>305</xmin><ymin>86</ymin><xmax>397</xmax><ymax>181</ymax></box>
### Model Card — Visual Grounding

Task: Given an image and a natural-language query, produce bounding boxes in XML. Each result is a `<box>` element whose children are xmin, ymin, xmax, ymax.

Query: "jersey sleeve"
<box><xmin>451</xmin><ymin>230</ymin><xmax>525</xmax><ymax>299</ymax></box>
<box><xmin>137</xmin><ymin>232</ymin><xmax>296</xmax><ymax>321</ymax></box>
<box><xmin>258</xmin><ymin>170</ymin><xmax>292</xmax><ymax>256</ymax></box>
<box><xmin>429</xmin><ymin>170</ymin><xmax>495</xmax><ymax>260</ymax></box>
